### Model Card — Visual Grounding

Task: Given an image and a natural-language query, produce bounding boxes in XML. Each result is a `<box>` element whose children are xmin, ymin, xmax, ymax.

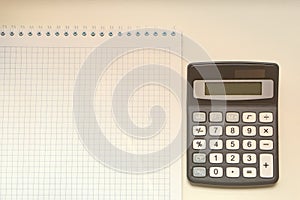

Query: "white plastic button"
<box><xmin>209</xmin><ymin>126</ymin><xmax>223</xmax><ymax>136</ymax></box>
<box><xmin>209</xmin><ymin>167</ymin><xmax>223</xmax><ymax>178</ymax></box>
<box><xmin>226</xmin><ymin>126</ymin><xmax>239</xmax><ymax>136</ymax></box>
<box><xmin>242</xmin><ymin>112</ymin><xmax>256</xmax><ymax>123</ymax></box>
<box><xmin>193</xmin><ymin>112</ymin><xmax>206</xmax><ymax>122</ymax></box>
<box><xmin>193</xmin><ymin>153</ymin><xmax>206</xmax><ymax>163</ymax></box>
<box><xmin>226</xmin><ymin>167</ymin><xmax>240</xmax><ymax>178</ymax></box>
<box><xmin>226</xmin><ymin>153</ymin><xmax>240</xmax><ymax>164</ymax></box>
<box><xmin>259</xmin><ymin>126</ymin><xmax>273</xmax><ymax>137</ymax></box>
<box><xmin>259</xmin><ymin>140</ymin><xmax>273</xmax><ymax>150</ymax></box>
<box><xmin>193</xmin><ymin>125</ymin><xmax>206</xmax><ymax>136</ymax></box>
<box><xmin>242</xmin><ymin>140</ymin><xmax>256</xmax><ymax>150</ymax></box>
<box><xmin>209</xmin><ymin>139</ymin><xmax>223</xmax><ymax>150</ymax></box>
<box><xmin>226</xmin><ymin>139</ymin><xmax>240</xmax><ymax>150</ymax></box>
<box><xmin>259</xmin><ymin>112</ymin><xmax>273</xmax><ymax>123</ymax></box>
<box><xmin>226</xmin><ymin>112</ymin><xmax>239</xmax><ymax>123</ymax></box>
<box><xmin>243</xmin><ymin>167</ymin><xmax>257</xmax><ymax>178</ymax></box>
<box><xmin>260</xmin><ymin>154</ymin><xmax>273</xmax><ymax>178</ymax></box>
<box><xmin>243</xmin><ymin>153</ymin><xmax>257</xmax><ymax>164</ymax></box>
<box><xmin>242</xmin><ymin>126</ymin><xmax>256</xmax><ymax>136</ymax></box>
<box><xmin>209</xmin><ymin>112</ymin><xmax>223</xmax><ymax>122</ymax></box>
<box><xmin>193</xmin><ymin>139</ymin><xmax>206</xmax><ymax>150</ymax></box>
<box><xmin>193</xmin><ymin>167</ymin><xmax>206</xmax><ymax>177</ymax></box>
<box><xmin>209</xmin><ymin>153</ymin><xmax>223</xmax><ymax>163</ymax></box>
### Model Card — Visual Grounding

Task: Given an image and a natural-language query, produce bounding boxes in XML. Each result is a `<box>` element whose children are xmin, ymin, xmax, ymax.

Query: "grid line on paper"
<box><xmin>0</xmin><ymin>46</ymin><xmax>178</xmax><ymax>200</ymax></box>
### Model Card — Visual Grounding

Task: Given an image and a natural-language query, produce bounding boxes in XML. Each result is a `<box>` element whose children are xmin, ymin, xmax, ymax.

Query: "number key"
<box><xmin>209</xmin><ymin>167</ymin><xmax>223</xmax><ymax>178</ymax></box>
<box><xmin>226</xmin><ymin>153</ymin><xmax>240</xmax><ymax>164</ymax></box>
<box><xmin>243</xmin><ymin>153</ymin><xmax>257</xmax><ymax>164</ymax></box>
<box><xmin>209</xmin><ymin>126</ymin><xmax>223</xmax><ymax>136</ymax></box>
<box><xmin>226</xmin><ymin>139</ymin><xmax>240</xmax><ymax>150</ymax></box>
<box><xmin>209</xmin><ymin>139</ymin><xmax>223</xmax><ymax>150</ymax></box>
<box><xmin>209</xmin><ymin>153</ymin><xmax>223</xmax><ymax>163</ymax></box>
<box><xmin>242</xmin><ymin>140</ymin><xmax>256</xmax><ymax>150</ymax></box>
<box><xmin>226</xmin><ymin>126</ymin><xmax>239</xmax><ymax>136</ymax></box>
<box><xmin>242</xmin><ymin>126</ymin><xmax>256</xmax><ymax>136</ymax></box>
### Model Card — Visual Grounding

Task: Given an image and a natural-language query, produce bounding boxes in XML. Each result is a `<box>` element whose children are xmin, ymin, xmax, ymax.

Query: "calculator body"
<box><xmin>187</xmin><ymin>62</ymin><xmax>279</xmax><ymax>186</ymax></box>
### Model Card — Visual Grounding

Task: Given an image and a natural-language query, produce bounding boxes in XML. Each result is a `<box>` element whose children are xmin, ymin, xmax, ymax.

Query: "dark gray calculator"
<box><xmin>187</xmin><ymin>62</ymin><xmax>279</xmax><ymax>186</ymax></box>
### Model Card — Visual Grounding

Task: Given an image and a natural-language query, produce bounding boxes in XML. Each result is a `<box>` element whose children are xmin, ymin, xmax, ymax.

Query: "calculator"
<box><xmin>187</xmin><ymin>62</ymin><xmax>279</xmax><ymax>186</ymax></box>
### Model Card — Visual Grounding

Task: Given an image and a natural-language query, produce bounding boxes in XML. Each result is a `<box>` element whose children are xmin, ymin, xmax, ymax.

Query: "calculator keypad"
<box><xmin>188</xmin><ymin>108</ymin><xmax>277</xmax><ymax>185</ymax></box>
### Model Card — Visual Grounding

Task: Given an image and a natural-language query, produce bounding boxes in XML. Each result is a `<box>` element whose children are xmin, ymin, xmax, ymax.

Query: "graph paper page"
<box><xmin>0</xmin><ymin>28</ymin><xmax>183</xmax><ymax>200</ymax></box>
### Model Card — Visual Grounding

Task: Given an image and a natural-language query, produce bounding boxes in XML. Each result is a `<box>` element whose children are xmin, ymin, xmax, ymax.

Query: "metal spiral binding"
<box><xmin>0</xmin><ymin>25</ymin><xmax>177</xmax><ymax>38</ymax></box>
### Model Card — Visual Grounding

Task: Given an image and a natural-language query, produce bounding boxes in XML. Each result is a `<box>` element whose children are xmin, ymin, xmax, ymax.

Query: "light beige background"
<box><xmin>0</xmin><ymin>0</ymin><xmax>299</xmax><ymax>199</ymax></box>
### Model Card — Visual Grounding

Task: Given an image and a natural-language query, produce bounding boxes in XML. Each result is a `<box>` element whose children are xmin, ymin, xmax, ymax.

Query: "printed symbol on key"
<box><xmin>263</xmin><ymin>162</ymin><xmax>269</xmax><ymax>168</ymax></box>
<box><xmin>193</xmin><ymin>139</ymin><xmax>206</xmax><ymax>150</ymax></box>
<box><xmin>197</xmin><ymin>141</ymin><xmax>203</xmax><ymax>147</ymax></box>
<box><xmin>243</xmin><ymin>112</ymin><xmax>256</xmax><ymax>123</ymax></box>
<box><xmin>264</xmin><ymin>129</ymin><xmax>269</xmax><ymax>133</ymax></box>
<box><xmin>196</xmin><ymin>127</ymin><xmax>204</xmax><ymax>134</ymax></box>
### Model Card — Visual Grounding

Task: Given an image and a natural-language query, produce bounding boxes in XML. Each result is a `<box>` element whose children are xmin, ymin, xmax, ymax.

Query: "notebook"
<box><xmin>0</xmin><ymin>26</ymin><xmax>185</xmax><ymax>200</ymax></box>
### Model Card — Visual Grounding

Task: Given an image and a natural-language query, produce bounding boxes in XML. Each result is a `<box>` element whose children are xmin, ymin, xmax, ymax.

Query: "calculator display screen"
<box><xmin>205</xmin><ymin>82</ymin><xmax>262</xmax><ymax>95</ymax></box>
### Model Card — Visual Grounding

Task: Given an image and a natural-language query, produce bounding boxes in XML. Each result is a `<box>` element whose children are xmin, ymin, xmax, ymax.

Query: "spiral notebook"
<box><xmin>0</xmin><ymin>26</ymin><xmax>184</xmax><ymax>200</ymax></box>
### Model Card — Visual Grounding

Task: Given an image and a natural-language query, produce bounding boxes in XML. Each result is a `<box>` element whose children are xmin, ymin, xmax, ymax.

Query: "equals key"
<box><xmin>243</xmin><ymin>168</ymin><xmax>257</xmax><ymax>178</ymax></box>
